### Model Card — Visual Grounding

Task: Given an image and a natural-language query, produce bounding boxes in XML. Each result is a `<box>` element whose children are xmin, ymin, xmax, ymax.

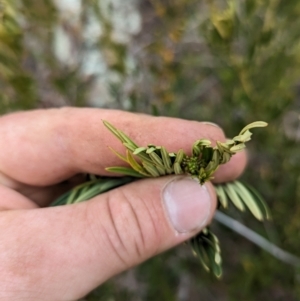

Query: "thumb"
<box><xmin>0</xmin><ymin>176</ymin><xmax>216</xmax><ymax>301</ymax></box>
<box><xmin>82</xmin><ymin>175</ymin><xmax>216</xmax><ymax>290</ymax></box>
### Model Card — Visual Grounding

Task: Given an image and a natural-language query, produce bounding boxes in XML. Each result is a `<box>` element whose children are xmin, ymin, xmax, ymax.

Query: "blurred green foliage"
<box><xmin>2</xmin><ymin>0</ymin><xmax>300</xmax><ymax>300</ymax></box>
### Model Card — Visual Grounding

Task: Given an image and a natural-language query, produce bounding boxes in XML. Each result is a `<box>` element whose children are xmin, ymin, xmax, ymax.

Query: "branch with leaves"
<box><xmin>102</xmin><ymin>120</ymin><xmax>269</xmax><ymax>278</ymax></box>
<box><xmin>52</xmin><ymin>120</ymin><xmax>299</xmax><ymax>278</ymax></box>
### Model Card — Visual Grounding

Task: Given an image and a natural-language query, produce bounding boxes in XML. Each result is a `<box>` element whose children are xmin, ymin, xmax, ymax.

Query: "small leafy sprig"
<box><xmin>101</xmin><ymin>120</ymin><xmax>268</xmax><ymax>278</ymax></box>
<box><xmin>103</xmin><ymin>120</ymin><xmax>267</xmax><ymax>185</ymax></box>
<box><xmin>52</xmin><ymin>120</ymin><xmax>275</xmax><ymax>278</ymax></box>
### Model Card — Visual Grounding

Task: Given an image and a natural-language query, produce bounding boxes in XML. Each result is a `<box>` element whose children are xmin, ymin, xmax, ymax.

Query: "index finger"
<box><xmin>0</xmin><ymin>108</ymin><xmax>246</xmax><ymax>186</ymax></box>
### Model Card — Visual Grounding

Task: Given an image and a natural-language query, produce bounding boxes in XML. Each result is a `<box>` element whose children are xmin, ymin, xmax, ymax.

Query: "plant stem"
<box><xmin>214</xmin><ymin>211</ymin><xmax>300</xmax><ymax>267</ymax></box>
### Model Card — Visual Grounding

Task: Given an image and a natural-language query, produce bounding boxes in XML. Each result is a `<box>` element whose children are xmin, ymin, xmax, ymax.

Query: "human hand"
<box><xmin>0</xmin><ymin>108</ymin><xmax>247</xmax><ymax>300</ymax></box>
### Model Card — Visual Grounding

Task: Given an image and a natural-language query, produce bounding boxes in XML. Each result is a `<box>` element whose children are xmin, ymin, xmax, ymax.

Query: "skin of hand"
<box><xmin>0</xmin><ymin>108</ymin><xmax>247</xmax><ymax>301</ymax></box>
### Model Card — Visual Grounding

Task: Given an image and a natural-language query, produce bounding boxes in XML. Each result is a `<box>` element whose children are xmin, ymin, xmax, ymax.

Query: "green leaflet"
<box><xmin>215</xmin><ymin>185</ymin><xmax>228</xmax><ymax>208</ymax></box>
<box><xmin>154</xmin><ymin>164</ymin><xmax>167</xmax><ymax>176</ymax></box>
<box><xmin>216</xmin><ymin>181</ymin><xmax>271</xmax><ymax>221</ymax></box>
<box><xmin>123</xmin><ymin>142</ymin><xmax>137</xmax><ymax>152</ymax></box>
<box><xmin>102</xmin><ymin>120</ymin><xmax>123</xmax><ymax>141</ymax></box>
<box><xmin>230</xmin><ymin>143</ymin><xmax>246</xmax><ymax>152</ymax></box>
<box><xmin>239</xmin><ymin>121</ymin><xmax>268</xmax><ymax>135</ymax></box>
<box><xmin>192</xmin><ymin>242</ymin><xmax>210</xmax><ymax>272</ymax></box>
<box><xmin>119</xmin><ymin>132</ymin><xmax>139</xmax><ymax>148</ymax></box>
<box><xmin>175</xmin><ymin>149</ymin><xmax>185</xmax><ymax>164</ymax></box>
<box><xmin>134</xmin><ymin>151</ymin><xmax>154</xmax><ymax>165</ymax></box>
<box><xmin>51</xmin><ymin>177</ymin><xmax>135</xmax><ymax>206</ymax></box>
<box><xmin>105</xmin><ymin>167</ymin><xmax>146</xmax><ymax>178</ymax></box>
<box><xmin>108</xmin><ymin>147</ymin><xmax>127</xmax><ymax>163</ymax></box>
<box><xmin>223</xmin><ymin>182</ymin><xmax>245</xmax><ymax>212</ymax></box>
<box><xmin>160</xmin><ymin>146</ymin><xmax>173</xmax><ymax>173</ymax></box>
<box><xmin>220</xmin><ymin>151</ymin><xmax>231</xmax><ymax>164</ymax></box>
<box><xmin>133</xmin><ymin>147</ymin><xmax>148</xmax><ymax>155</ymax></box>
<box><xmin>146</xmin><ymin>147</ymin><xmax>157</xmax><ymax>154</ymax></box>
<box><xmin>190</xmin><ymin>229</ymin><xmax>222</xmax><ymax>278</ymax></box>
<box><xmin>174</xmin><ymin>162</ymin><xmax>183</xmax><ymax>174</ymax></box>
<box><xmin>233</xmin><ymin>181</ymin><xmax>264</xmax><ymax>221</ymax></box>
<box><xmin>126</xmin><ymin>150</ymin><xmax>146</xmax><ymax>174</ymax></box>
<box><xmin>142</xmin><ymin>161</ymin><xmax>161</xmax><ymax>177</ymax></box>
<box><xmin>243</xmin><ymin>183</ymin><xmax>272</xmax><ymax>220</ymax></box>
<box><xmin>233</xmin><ymin>130</ymin><xmax>252</xmax><ymax>143</ymax></box>
<box><xmin>148</xmin><ymin>151</ymin><xmax>165</xmax><ymax>168</ymax></box>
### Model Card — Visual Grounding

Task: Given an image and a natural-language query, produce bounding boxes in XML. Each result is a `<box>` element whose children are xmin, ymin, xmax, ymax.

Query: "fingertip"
<box><xmin>213</xmin><ymin>150</ymin><xmax>248</xmax><ymax>183</ymax></box>
<box><xmin>162</xmin><ymin>177</ymin><xmax>217</xmax><ymax>234</ymax></box>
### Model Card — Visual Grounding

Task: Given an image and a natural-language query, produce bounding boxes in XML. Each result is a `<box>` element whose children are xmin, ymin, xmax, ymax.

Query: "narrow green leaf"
<box><xmin>216</xmin><ymin>141</ymin><xmax>224</xmax><ymax>155</ymax></box>
<box><xmin>103</xmin><ymin>120</ymin><xmax>123</xmax><ymax>142</ymax></box>
<box><xmin>192</xmin><ymin>145</ymin><xmax>201</xmax><ymax>156</ymax></box>
<box><xmin>220</xmin><ymin>152</ymin><xmax>231</xmax><ymax>164</ymax></box>
<box><xmin>174</xmin><ymin>162</ymin><xmax>183</xmax><ymax>174</ymax></box>
<box><xmin>74</xmin><ymin>178</ymin><xmax>135</xmax><ymax>203</ymax></box>
<box><xmin>230</xmin><ymin>143</ymin><xmax>246</xmax><ymax>152</ymax></box>
<box><xmin>216</xmin><ymin>141</ymin><xmax>234</xmax><ymax>156</ymax></box>
<box><xmin>206</xmin><ymin>230</ymin><xmax>221</xmax><ymax>254</ymax></box>
<box><xmin>233</xmin><ymin>181</ymin><xmax>264</xmax><ymax>221</ymax></box>
<box><xmin>191</xmin><ymin>240</ymin><xmax>210</xmax><ymax>271</ymax></box>
<box><xmin>105</xmin><ymin>167</ymin><xmax>146</xmax><ymax>177</ymax></box>
<box><xmin>215</xmin><ymin>185</ymin><xmax>228</xmax><ymax>208</ymax></box>
<box><xmin>118</xmin><ymin>131</ymin><xmax>139</xmax><ymax>148</ymax></box>
<box><xmin>133</xmin><ymin>147</ymin><xmax>147</xmax><ymax>155</ymax></box>
<box><xmin>74</xmin><ymin>184</ymin><xmax>107</xmax><ymax>203</ymax></box>
<box><xmin>214</xmin><ymin>252</ymin><xmax>222</xmax><ymax>265</ymax></box>
<box><xmin>194</xmin><ymin>139</ymin><xmax>211</xmax><ymax>147</ymax></box>
<box><xmin>243</xmin><ymin>183</ymin><xmax>272</xmax><ymax>220</ymax></box>
<box><xmin>225</xmin><ymin>139</ymin><xmax>235</xmax><ymax>146</ymax></box>
<box><xmin>66</xmin><ymin>187</ymin><xmax>80</xmax><ymax>204</ymax></box>
<box><xmin>204</xmin><ymin>244</ymin><xmax>222</xmax><ymax>277</ymax></box>
<box><xmin>160</xmin><ymin>146</ymin><xmax>172</xmax><ymax>171</ymax></box>
<box><xmin>205</xmin><ymin>149</ymin><xmax>220</xmax><ymax>172</ymax></box>
<box><xmin>233</xmin><ymin>130</ymin><xmax>252</xmax><ymax>143</ymax></box>
<box><xmin>108</xmin><ymin>147</ymin><xmax>128</xmax><ymax>163</ymax></box>
<box><xmin>155</xmin><ymin>164</ymin><xmax>166</xmax><ymax>176</ymax></box>
<box><xmin>224</xmin><ymin>183</ymin><xmax>245</xmax><ymax>212</ymax></box>
<box><xmin>239</xmin><ymin>121</ymin><xmax>268</xmax><ymax>135</ymax></box>
<box><xmin>123</xmin><ymin>142</ymin><xmax>137</xmax><ymax>152</ymax></box>
<box><xmin>175</xmin><ymin>149</ymin><xmax>185</xmax><ymax>164</ymax></box>
<box><xmin>146</xmin><ymin>147</ymin><xmax>157</xmax><ymax>154</ymax></box>
<box><xmin>51</xmin><ymin>194</ymin><xmax>70</xmax><ymax>206</ymax></box>
<box><xmin>142</xmin><ymin>162</ymin><xmax>160</xmax><ymax>177</ymax></box>
<box><xmin>202</xmin><ymin>227</ymin><xmax>208</xmax><ymax>235</ymax></box>
<box><xmin>127</xmin><ymin>150</ymin><xmax>149</xmax><ymax>176</ymax></box>
<box><xmin>207</xmin><ymin>250</ymin><xmax>222</xmax><ymax>278</ymax></box>
<box><xmin>201</xmin><ymin>236</ymin><xmax>220</xmax><ymax>253</ymax></box>
<box><xmin>210</xmin><ymin>235</ymin><xmax>221</xmax><ymax>253</ymax></box>
<box><xmin>134</xmin><ymin>152</ymin><xmax>153</xmax><ymax>165</ymax></box>
<box><xmin>148</xmin><ymin>151</ymin><xmax>164</xmax><ymax>167</ymax></box>
<box><xmin>51</xmin><ymin>177</ymin><xmax>135</xmax><ymax>206</ymax></box>
<box><xmin>79</xmin><ymin>184</ymin><xmax>90</xmax><ymax>195</ymax></box>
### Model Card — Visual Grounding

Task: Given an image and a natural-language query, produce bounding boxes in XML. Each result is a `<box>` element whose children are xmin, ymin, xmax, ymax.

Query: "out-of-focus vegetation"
<box><xmin>2</xmin><ymin>0</ymin><xmax>300</xmax><ymax>300</ymax></box>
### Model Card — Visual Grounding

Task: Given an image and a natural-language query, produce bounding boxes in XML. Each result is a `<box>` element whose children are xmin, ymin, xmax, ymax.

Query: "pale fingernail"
<box><xmin>201</xmin><ymin>122</ymin><xmax>221</xmax><ymax>128</ymax></box>
<box><xmin>163</xmin><ymin>177</ymin><xmax>212</xmax><ymax>233</ymax></box>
